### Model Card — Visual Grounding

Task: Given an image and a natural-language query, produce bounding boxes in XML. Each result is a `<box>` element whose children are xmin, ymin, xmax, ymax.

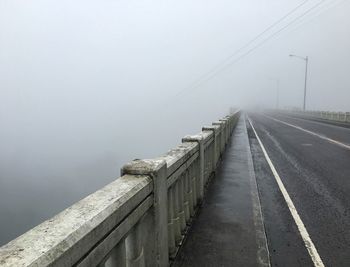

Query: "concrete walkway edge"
<box><xmin>173</xmin><ymin>115</ymin><xmax>271</xmax><ymax>267</ymax></box>
<box><xmin>244</xmin><ymin>115</ymin><xmax>271</xmax><ymax>267</ymax></box>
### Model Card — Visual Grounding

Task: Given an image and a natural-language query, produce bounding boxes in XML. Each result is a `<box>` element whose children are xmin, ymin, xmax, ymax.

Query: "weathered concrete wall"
<box><xmin>0</xmin><ymin>111</ymin><xmax>240</xmax><ymax>267</ymax></box>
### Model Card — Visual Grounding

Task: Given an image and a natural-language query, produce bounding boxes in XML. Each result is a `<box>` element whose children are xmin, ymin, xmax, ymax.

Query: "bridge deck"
<box><xmin>174</xmin><ymin>116</ymin><xmax>269</xmax><ymax>267</ymax></box>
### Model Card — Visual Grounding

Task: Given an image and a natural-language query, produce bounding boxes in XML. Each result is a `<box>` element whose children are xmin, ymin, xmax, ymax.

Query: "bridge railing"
<box><xmin>0</xmin><ymin>111</ymin><xmax>240</xmax><ymax>267</ymax></box>
<box><xmin>287</xmin><ymin>109</ymin><xmax>350</xmax><ymax>123</ymax></box>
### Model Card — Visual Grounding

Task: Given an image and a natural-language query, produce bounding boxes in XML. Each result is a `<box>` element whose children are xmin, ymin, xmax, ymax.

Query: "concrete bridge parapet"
<box><xmin>0</xmin><ymin>110</ymin><xmax>240</xmax><ymax>267</ymax></box>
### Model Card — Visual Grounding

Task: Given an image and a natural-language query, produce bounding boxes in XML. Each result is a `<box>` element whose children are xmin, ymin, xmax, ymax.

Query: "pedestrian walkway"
<box><xmin>173</xmin><ymin>116</ymin><xmax>270</xmax><ymax>267</ymax></box>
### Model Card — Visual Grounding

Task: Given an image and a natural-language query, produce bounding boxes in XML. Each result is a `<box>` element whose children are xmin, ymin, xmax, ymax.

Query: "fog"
<box><xmin>1</xmin><ymin>0</ymin><xmax>349</xmax><ymax>245</ymax></box>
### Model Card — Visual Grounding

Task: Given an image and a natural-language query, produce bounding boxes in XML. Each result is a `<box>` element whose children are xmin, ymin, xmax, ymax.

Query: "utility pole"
<box><xmin>289</xmin><ymin>54</ymin><xmax>308</xmax><ymax>111</ymax></box>
<box><xmin>276</xmin><ymin>79</ymin><xmax>280</xmax><ymax>110</ymax></box>
<box><xmin>269</xmin><ymin>78</ymin><xmax>280</xmax><ymax>109</ymax></box>
<box><xmin>303</xmin><ymin>56</ymin><xmax>308</xmax><ymax>111</ymax></box>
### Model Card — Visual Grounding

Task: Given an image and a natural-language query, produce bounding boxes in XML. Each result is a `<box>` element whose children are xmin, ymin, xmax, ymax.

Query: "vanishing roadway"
<box><xmin>174</xmin><ymin>112</ymin><xmax>350</xmax><ymax>267</ymax></box>
<box><xmin>247</xmin><ymin>112</ymin><xmax>350</xmax><ymax>267</ymax></box>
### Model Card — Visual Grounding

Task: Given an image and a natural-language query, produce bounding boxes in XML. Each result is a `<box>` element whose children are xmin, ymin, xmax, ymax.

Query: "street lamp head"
<box><xmin>289</xmin><ymin>54</ymin><xmax>307</xmax><ymax>61</ymax></box>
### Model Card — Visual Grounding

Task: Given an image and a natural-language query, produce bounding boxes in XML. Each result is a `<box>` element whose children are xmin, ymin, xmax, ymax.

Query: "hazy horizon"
<box><xmin>1</xmin><ymin>0</ymin><xmax>349</xmax><ymax>245</ymax></box>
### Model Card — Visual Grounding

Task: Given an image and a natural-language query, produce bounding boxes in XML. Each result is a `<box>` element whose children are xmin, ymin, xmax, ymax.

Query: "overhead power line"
<box><xmin>281</xmin><ymin>0</ymin><xmax>347</xmax><ymax>37</ymax></box>
<box><xmin>173</xmin><ymin>0</ymin><xmax>310</xmax><ymax>99</ymax></box>
<box><xmin>172</xmin><ymin>0</ymin><xmax>327</xmax><ymax>100</ymax></box>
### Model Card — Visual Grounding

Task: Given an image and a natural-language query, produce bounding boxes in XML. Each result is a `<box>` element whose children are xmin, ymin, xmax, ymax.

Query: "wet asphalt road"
<box><xmin>248</xmin><ymin>112</ymin><xmax>350</xmax><ymax>267</ymax></box>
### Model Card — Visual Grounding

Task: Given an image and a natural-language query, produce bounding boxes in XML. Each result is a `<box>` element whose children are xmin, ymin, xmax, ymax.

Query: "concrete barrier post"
<box><xmin>221</xmin><ymin>120</ymin><xmax>227</xmax><ymax>145</ymax></box>
<box><xmin>346</xmin><ymin>112</ymin><xmax>350</xmax><ymax>123</ymax></box>
<box><xmin>232</xmin><ymin>114</ymin><xmax>238</xmax><ymax>132</ymax></box>
<box><xmin>216</xmin><ymin>130</ymin><xmax>221</xmax><ymax>161</ymax></box>
<box><xmin>215</xmin><ymin>123</ymin><xmax>224</xmax><ymax>148</ymax></box>
<box><xmin>229</xmin><ymin>115</ymin><xmax>234</xmax><ymax>133</ymax></box>
<box><xmin>121</xmin><ymin>159</ymin><xmax>168</xmax><ymax>267</ymax></box>
<box><xmin>219</xmin><ymin>119</ymin><xmax>229</xmax><ymax>145</ymax></box>
<box><xmin>213</xmin><ymin>121</ymin><xmax>225</xmax><ymax>155</ymax></box>
<box><xmin>224</xmin><ymin>116</ymin><xmax>230</xmax><ymax>134</ymax></box>
<box><xmin>228</xmin><ymin>116</ymin><xmax>232</xmax><ymax>137</ymax></box>
<box><xmin>226</xmin><ymin>119</ymin><xmax>229</xmax><ymax>143</ymax></box>
<box><xmin>182</xmin><ymin>134</ymin><xmax>204</xmax><ymax>203</ymax></box>
<box><xmin>230</xmin><ymin>114</ymin><xmax>235</xmax><ymax>132</ymax></box>
<box><xmin>202</xmin><ymin>126</ymin><xmax>219</xmax><ymax>169</ymax></box>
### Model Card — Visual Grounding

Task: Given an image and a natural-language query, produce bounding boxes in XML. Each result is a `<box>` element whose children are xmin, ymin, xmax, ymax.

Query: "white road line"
<box><xmin>247</xmin><ymin>117</ymin><xmax>325</xmax><ymax>267</ymax></box>
<box><xmin>264</xmin><ymin>115</ymin><xmax>350</xmax><ymax>151</ymax></box>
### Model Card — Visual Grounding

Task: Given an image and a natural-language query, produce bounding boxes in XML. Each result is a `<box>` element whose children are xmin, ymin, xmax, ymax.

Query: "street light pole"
<box><xmin>289</xmin><ymin>54</ymin><xmax>308</xmax><ymax>111</ymax></box>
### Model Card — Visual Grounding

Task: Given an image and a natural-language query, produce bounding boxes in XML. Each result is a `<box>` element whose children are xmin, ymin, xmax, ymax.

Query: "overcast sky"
<box><xmin>0</xmin><ymin>0</ymin><xmax>349</xmax><ymax>244</ymax></box>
